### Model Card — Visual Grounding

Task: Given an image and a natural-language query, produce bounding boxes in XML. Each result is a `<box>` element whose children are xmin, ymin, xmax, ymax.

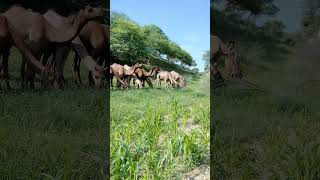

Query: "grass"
<box><xmin>110</xmin><ymin>74</ymin><xmax>209</xmax><ymax>179</ymax></box>
<box><xmin>0</xmin><ymin>49</ymin><xmax>108</xmax><ymax>179</ymax></box>
<box><xmin>211</xmin><ymin>38</ymin><xmax>320</xmax><ymax>179</ymax></box>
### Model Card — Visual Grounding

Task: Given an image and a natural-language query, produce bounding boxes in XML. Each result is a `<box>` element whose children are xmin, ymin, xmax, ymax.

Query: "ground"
<box><xmin>211</xmin><ymin>39</ymin><xmax>320</xmax><ymax>179</ymax></box>
<box><xmin>110</xmin><ymin>74</ymin><xmax>209</xmax><ymax>179</ymax></box>
<box><xmin>0</xmin><ymin>49</ymin><xmax>108</xmax><ymax>179</ymax></box>
<box><xmin>0</xmin><ymin>48</ymin><xmax>209</xmax><ymax>179</ymax></box>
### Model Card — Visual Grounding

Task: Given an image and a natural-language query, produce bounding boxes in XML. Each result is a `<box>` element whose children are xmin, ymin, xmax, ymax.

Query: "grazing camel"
<box><xmin>125</xmin><ymin>65</ymin><xmax>160</xmax><ymax>88</ymax></box>
<box><xmin>1</xmin><ymin>10</ymin><xmax>56</xmax><ymax>88</ymax></box>
<box><xmin>72</xmin><ymin>21</ymin><xmax>109</xmax><ymax>86</ymax></box>
<box><xmin>170</xmin><ymin>71</ymin><xmax>186</xmax><ymax>87</ymax></box>
<box><xmin>6</xmin><ymin>5</ymin><xmax>104</xmax><ymax>88</ymax></box>
<box><xmin>110</xmin><ymin>63</ymin><xmax>141</xmax><ymax>89</ymax></box>
<box><xmin>156</xmin><ymin>71</ymin><xmax>176</xmax><ymax>88</ymax></box>
<box><xmin>34</xmin><ymin>7</ymin><xmax>106</xmax><ymax>88</ymax></box>
<box><xmin>0</xmin><ymin>15</ymin><xmax>13</xmax><ymax>89</ymax></box>
<box><xmin>211</xmin><ymin>35</ymin><xmax>229</xmax><ymax>82</ymax></box>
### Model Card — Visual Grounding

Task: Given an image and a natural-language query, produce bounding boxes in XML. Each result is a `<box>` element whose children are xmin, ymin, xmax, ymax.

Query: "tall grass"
<box><xmin>111</xmin><ymin>76</ymin><xmax>209</xmax><ymax>179</ymax></box>
<box><xmin>211</xmin><ymin>34</ymin><xmax>320</xmax><ymax>178</ymax></box>
<box><xmin>0</xmin><ymin>49</ymin><xmax>108</xmax><ymax>179</ymax></box>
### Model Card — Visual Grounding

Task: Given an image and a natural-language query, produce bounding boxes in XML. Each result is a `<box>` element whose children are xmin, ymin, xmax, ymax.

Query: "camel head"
<box><xmin>92</xmin><ymin>66</ymin><xmax>105</xmax><ymax>88</ymax></box>
<box><xmin>179</xmin><ymin>77</ymin><xmax>187</xmax><ymax>87</ymax></box>
<box><xmin>152</xmin><ymin>66</ymin><xmax>160</xmax><ymax>75</ymax></box>
<box><xmin>40</xmin><ymin>67</ymin><xmax>56</xmax><ymax>88</ymax></box>
<box><xmin>81</xmin><ymin>5</ymin><xmax>103</xmax><ymax>21</ymax></box>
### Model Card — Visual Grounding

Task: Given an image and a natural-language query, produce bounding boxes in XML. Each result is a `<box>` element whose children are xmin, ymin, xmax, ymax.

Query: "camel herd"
<box><xmin>0</xmin><ymin>5</ymin><xmax>187</xmax><ymax>90</ymax></box>
<box><xmin>0</xmin><ymin>5</ymin><xmax>109</xmax><ymax>89</ymax></box>
<box><xmin>109</xmin><ymin>63</ymin><xmax>186</xmax><ymax>89</ymax></box>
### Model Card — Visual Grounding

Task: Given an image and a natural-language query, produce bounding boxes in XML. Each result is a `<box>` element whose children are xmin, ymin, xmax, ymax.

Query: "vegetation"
<box><xmin>109</xmin><ymin>8</ymin><xmax>209</xmax><ymax>178</ymax></box>
<box><xmin>111</xmin><ymin>74</ymin><xmax>209</xmax><ymax>179</ymax></box>
<box><xmin>110</xmin><ymin>12</ymin><xmax>195</xmax><ymax>69</ymax></box>
<box><xmin>211</xmin><ymin>3</ymin><xmax>320</xmax><ymax>179</ymax></box>
<box><xmin>0</xmin><ymin>49</ymin><xmax>108</xmax><ymax>179</ymax></box>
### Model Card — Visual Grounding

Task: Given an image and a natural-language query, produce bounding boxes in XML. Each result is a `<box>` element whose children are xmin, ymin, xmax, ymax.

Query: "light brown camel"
<box><xmin>170</xmin><ymin>71</ymin><xmax>186</xmax><ymax>87</ymax></box>
<box><xmin>3</xmin><ymin>6</ymin><xmax>102</xmax><ymax>87</ymax></box>
<box><xmin>211</xmin><ymin>35</ymin><xmax>229</xmax><ymax>82</ymax></box>
<box><xmin>72</xmin><ymin>21</ymin><xmax>109</xmax><ymax>86</ymax></box>
<box><xmin>156</xmin><ymin>71</ymin><xmax>177</xmax><ymax>88</ymax></box>
<box><xmin>4</xmin><ymin>5</ymin><xmax>104</xmax><ymax>88</ymax></box>
<box><xmin>126</xmin><ymin>65</ymin><xmax>160</xmax><ymax>88</ymax></box>
<box><xmin>110</xmin><ymin>63</ymin><xmax>141</xmax><ymax>89</ymax></box>
<box><xmin>0</xmin><ymin>15</ymin><xmax>13</xmax><ymax>89</ymax></box>
<box><xmin>30</xmin><ymin>7</ymin><xmax>106</xmax><ymax>88</ymax></box>
<box><xmin>0</xmin><ymin>12</ymin><xmax>55</xmax><ymax>88</ymax></box>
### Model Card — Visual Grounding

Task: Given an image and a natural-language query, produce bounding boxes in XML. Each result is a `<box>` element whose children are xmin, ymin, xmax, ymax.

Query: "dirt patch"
<box><xmin>182</xmin><ymin>165</ymin><xmax>210</xmax><ymax>180</ymax></box>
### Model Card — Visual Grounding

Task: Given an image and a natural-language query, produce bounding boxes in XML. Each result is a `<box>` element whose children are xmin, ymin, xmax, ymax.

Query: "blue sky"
<box><xmin>111</xmin><ymin>0</ymin><xmax>210</xmax><ymax>72</ymax></box>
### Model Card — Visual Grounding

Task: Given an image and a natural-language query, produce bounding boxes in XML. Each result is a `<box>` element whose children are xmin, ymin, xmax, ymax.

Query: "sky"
<box><xmin>111</xmin><ymin>0</ymin><xmax>210</xmax><ymax>72</ymax></box>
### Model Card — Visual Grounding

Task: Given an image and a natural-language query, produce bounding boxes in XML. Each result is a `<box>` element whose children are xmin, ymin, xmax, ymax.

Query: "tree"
<box><xmin>110</xmin><ymin>12</ymin><xmax>195</xmax><ymax>66</ymax></box>
<box><xmin>224</xmin><ymin>0</ymin><xmax>279</xmax><ymax>19</ymax></box>
<box><xmin>202</xmin><ymin>50</ymin><xmax>210</xmax><ymax>72</ymax></box>
<box><xmin>262</xmin><ymin>20</ymin><xmax>286</xmax><ymax>38</ymax></box>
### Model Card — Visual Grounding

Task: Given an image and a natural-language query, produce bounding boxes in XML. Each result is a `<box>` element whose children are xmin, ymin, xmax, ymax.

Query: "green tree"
<box><xmin>111</xmin><ymin>12</ymin><xmax>195</xmax><ymax>67</ymax></box>
<box><xmin>262</xmin><ymin>20</ymin><xmax>286</xmax><ymax>38</ymax></box>
<box><xmin>202</xmin><ymin>50</ymin><xmax>210</xmax><ymax>72</ymax></box>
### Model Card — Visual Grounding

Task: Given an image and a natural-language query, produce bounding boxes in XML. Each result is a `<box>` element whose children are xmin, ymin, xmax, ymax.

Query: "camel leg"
<box><xmin>145</xmin><ymin>78</ymin><xmax>153</xmax><ymax>88</ymax></box>
<box><xmin>73</xmin><ymin>53</ymin><xmax>82</xmax><ymax>86</ymax></box>
<box><xmin>20</xmin><ymin>56</ymin><xmax>27</xmax><ymax>89</ymax></box>
<box><xmin>54</xmin><ymin>44</ymin><xmax>69</xmax><ymax>89</ymax></box>
<box><xmin>2</xmin><ymin>50</ymin><xmax>11</xmax><ymax>89</ymax></box>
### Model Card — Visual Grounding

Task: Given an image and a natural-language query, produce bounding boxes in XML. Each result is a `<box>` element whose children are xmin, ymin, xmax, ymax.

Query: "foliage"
<box><xmin>224</xmin><ymin>0</ymin><xmax>279</xmax><ymax>17</ymax></box>
<box><xmin>261</xmin><ymin>20</ymin><xmax>286</xmax><ymax>38</ymax></box>
<box><xmin>202</xmin><ymin>50</ymin><xmax>210</xmax><ymax>72</ymax></box>
<box><xmin>110</xmin><ymin>12</ymin><xmax>195</xmax><ymax>66</ymax></box>
<box><xmin>111</xmin><ymin>77</ymin><xmax>209</xmax><ymax>178</ymax></box>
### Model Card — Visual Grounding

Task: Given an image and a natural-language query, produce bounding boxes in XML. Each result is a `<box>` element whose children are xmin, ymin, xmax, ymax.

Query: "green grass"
<box><xmin>0</xmin><ymin>49</ymin><xmax>108</xmax><ymax>179</ymax></box>
<box><xmin>211</xmin><ymin>38</ymin><xmax>320</xmax><ymax>179</ymax></box>
<box><xmin>111</xmin><ymin>75</ymin><xmax>209</xmax><ymax>179</ymax></box>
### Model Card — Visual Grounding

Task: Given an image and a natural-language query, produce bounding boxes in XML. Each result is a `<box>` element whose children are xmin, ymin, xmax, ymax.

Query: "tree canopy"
<box><xmin>110</xmin><ymin>12</ymin><xmax>195</xmax><ymax>66</ymax></box>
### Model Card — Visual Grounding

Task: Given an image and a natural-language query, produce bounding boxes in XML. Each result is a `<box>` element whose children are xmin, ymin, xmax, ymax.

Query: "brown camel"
<box><xmin>0</xmin><ymin>15</ymin><xmax>13</xmax><ymax>89</ymax></box>
<box><xmin>156</xmin><ymin>71</ymin><xmax>176</xmax><ymax>88</ymax></box>
<box><xmin>30</xmin><ymin>7</ymin><xmax>106</xmax><ymax>88</ymax></box>
<box><xmin>110</xmin><ymin>63</ymin><xmax>141</xmax><ymax>89</ymax></box>
<box><xmin>4</xmin><ymin>5</ymin><xmax>104</xmax><ymax>88</ymax></box>
<box><xmin>72</xmin><ymin>21</ymin><xmax>109</xmax><ymax>86</ymax></box>
<box><xmin>3</xmin><ymin>6</ymin><xmax>102</xmax><ymax>87</ymax></box>
<box><xmin>170</xmin><ymin>71</ymin><xmax>186</xmax><ymax>87</ymax></box>
<box><xmin>0</xmin><ymin>12</ymin><xmax>55</xmax><ymax>88</ymax></box>
<box><xmin>129</xmin><ymin>66</ymin><xmax>160</xmax><ymax>88</ymax></box>
<box><xmin>211</xmin><ymin>35</ymin><xmax>229</xmax><ymax>82</ymax></box>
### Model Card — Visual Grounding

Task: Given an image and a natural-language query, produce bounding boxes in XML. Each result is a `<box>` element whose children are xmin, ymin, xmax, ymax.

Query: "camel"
<box><xmin>27</xmin><ymin>7</ymin><xmax>106</xmax><ymax>88</ymax></box>
<box><xmin>170</xmin><ymin>71</ymin><xmax>186</xmax><ymax>87</ymax></box>
<box><xmin>0</xmin><ymin>15</ymin><xmax>13</xmax><ymax>89</ymax></box>
<box><xmin>156</xmin><ymin>71</ymin><xmax>177</xmax><ymax>88</ymax></box>
<box><xmin>0</xmin><ymin>13</ymin><xmax>56</xmax><ymax>88</ymax></box>
<box><xmin>72</xmin><ymin>21</ymin><xmax>109</xmax><ymax>86</ymax></box>
<box><xmin>211</xmin><ymin>35</ymin><xmax>229</xmax><ymax>82</ymax></box>
<box><xmin>110</xmin><ymin>63</ymin><xmax>141</xmax><ymax>89</ymax></box>
<box><xmin>125</xmin><ymin>65</ymin><xmax>160</xmax><ymax>88</ymax></box>
<box><xmin>2</xmin><ymin>5</ymin><xmax>104</xmax><ymax>88</ymax></box>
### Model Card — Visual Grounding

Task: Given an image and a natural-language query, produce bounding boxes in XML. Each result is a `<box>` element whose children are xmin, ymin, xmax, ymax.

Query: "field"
<box><xmin>212</xmin><ymin>39</ymin><xmax>320</xmax><ymax>179</ymax></box>
<box><xmin>0</xmin><ymin>49</ymin><xmax>108</xmax><ymax>179</ymax></box>
<box><xmin>110</xmin><ymin>74</ymin><xmax>210</xmax><ymax>179</ymax></box>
